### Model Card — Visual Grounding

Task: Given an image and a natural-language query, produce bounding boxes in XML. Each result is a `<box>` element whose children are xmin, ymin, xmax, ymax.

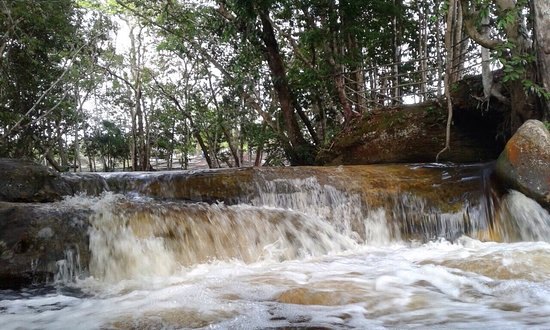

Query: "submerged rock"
<box><xmin>495</xmin><ymin>120</ymin><xmax>550</xmax><ymax>207</ymax></box>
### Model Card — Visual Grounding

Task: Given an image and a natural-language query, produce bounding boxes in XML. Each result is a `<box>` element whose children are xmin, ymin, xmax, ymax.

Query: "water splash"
<box><xmin>87</xmin><ymin>195</ymin><xmax>358</xmax><ymax>281</ymax></box>
<box><xmin>54</xmin><ymin>246</ymin><xmax>82</xmax><ymax>284</ymax></box>
<box><xmin>252</xmin><ymin>177</ymin><xmax>374</xmax><ymax>243</ymax></box>
<box><xmin>83</xmin><ymin>166</ymin><xmax>550</xmax><ymax>282</ymax></box>
<box><xmin>495</xmin><ymin>190</ymin><xmax>550</xmax><ymax>242</ymax></box>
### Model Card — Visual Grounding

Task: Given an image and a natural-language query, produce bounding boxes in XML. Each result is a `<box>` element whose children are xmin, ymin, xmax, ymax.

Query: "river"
<box><xmin>1</xmin><ymin>164</ymin><xmax>550</xmax><ymax>329</ymax></box>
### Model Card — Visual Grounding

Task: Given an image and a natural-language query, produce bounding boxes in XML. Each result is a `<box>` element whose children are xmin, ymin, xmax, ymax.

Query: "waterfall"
<box><xmin>54</xmin><ymin>246</ymin><xmax>82</xmax><ymax>284</ymax></box>
<box><xmin>83</xmin><ymin>164</ymin><xmax>550</xmax><ymax>282</ymax></box>
<box><xmin>495</xmin><ymin>190</ymin><xmax>550</xmax><ymax>241</ymax></box>
<box><xmin>87</xmin><ymin>196</ymin><xmax>359</xmax><ymax>282</ymax></box>
<box><xmin>5</xmin><ymin>165</ymin><xmax>550</xmax><ymax>330</ymax></box>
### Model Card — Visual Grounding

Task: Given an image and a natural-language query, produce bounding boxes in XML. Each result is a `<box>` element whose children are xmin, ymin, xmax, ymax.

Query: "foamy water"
<box><xmin>2</xmin><ymin>239</ymin><xmax>550</xmax><ymax>329</ymax></box>
<box><xmin>1</xmin><ymin>172</ymin><xmax>550</xmax><ymax>329</ymax></box>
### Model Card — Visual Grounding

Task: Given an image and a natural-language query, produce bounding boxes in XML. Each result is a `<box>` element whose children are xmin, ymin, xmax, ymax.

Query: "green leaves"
<box><xmin>496</xmin><ymin>8</ymin><xmax>517</xmax><ymax>31</ymax></box>
<box><xmin>523</xmin><ymin>80</ymin><xmax>550</xmax><ymax>100</ymax></box>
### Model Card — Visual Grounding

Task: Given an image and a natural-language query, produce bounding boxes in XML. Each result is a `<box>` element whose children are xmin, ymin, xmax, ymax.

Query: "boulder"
<box><xmin>495</xmin><ymin>120</ymin><xmax>550</xmax><ymax>207</ymax></box>
<box><xmin>0</xmin><ymin>158</ymin><xmax>72</xmax><ymax>202</ymax></box>
<box><xmin>316</xmin><ymin>101</ymin><xmax>504</xmax><ymax>165</ymax></box>
<box><xmin>0</xmin><ymin>158</ymin><xmax>109</xmax><ymax>202</ymax></box>
<box><xmin>0</xmin><ymin>201</ymin><xmax>91</xmax><ymax>289</ymax></box>
<box><xmin>0</xmin><ymin>158</ymin><xmax>109</xmax><ymax>288</ymax></box>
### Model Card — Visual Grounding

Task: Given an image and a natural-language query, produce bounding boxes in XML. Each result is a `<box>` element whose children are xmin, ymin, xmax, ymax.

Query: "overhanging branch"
<box><xmin>459</xmin><ymin>0</ymin><xmax>505</xmax><ymax>50</ymax></box>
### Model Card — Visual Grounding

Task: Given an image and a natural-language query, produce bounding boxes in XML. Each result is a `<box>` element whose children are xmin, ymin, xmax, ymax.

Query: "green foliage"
<box><xmin>0</xmin><ymin>0</ymin><xmax>78</xmax><ymax>158</ymax></box>
<box><xmin>493</xmin><ymin>38</ymin><xmax>549</xmax><ymax>101</ymax></box>
<box><xmin>85</xmin><ymin>120</ymin><xmax>129</xmax><ymax>170</ymax></box>
<box><xmin>10</xmin><ymin>0</ymin><xmax>542</xmax><ymax>167</ymax></box>
<box><xmin>523</xmin><ymin>80</ymin><xmax>550</xmax><ymax>100</ymax></box>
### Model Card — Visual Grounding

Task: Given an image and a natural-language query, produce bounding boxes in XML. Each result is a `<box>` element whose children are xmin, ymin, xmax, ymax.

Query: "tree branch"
<box><xmin>1</xmin><ymin>39</ymin><xmax>93</xmax><ymax>140</ymax></box>
<box><xmin>459</xmin><ymin>0</ymin><xmax>504</xmax><ymax>50</ymax></box>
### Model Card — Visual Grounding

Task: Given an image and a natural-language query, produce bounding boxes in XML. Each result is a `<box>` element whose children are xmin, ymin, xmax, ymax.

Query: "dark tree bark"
<box><xmin>533</xmin><ymin>0</ymin><xmax>550</xmax><ymax>117</ymax></box>
<box><xmin>257</xmin><ymin>10</ymin><xmax>314</xmax><ymax>165</ymax></box>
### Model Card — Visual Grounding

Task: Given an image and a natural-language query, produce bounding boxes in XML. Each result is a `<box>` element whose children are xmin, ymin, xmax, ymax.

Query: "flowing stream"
<box><xmin>1</xmin><ymin>164</ymin><xmax>550</xmax><ymax>329</ymax></box>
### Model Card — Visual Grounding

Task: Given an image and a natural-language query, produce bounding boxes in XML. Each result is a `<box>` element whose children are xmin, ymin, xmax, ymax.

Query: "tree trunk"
<box><xmin>135</xmin><ymin>83</ymin><xmax>146</xmax><ymax>170</ymax></box>
<box><xmin>326</xmin><ymin>41</ymin><xmax>354</xmax><ymax>122</ymax></box>
<box><xmin>258</xmin><ymin>10</ymin><xmax>314</xmax><ymax>165</ymax></box>
<box><xmin>533</xmin><ymin>0</ymin><xmax>550</xmax><ymax>117</ymax></box>
<box><xmin>193</xmin><ymin>127</ymin><xmax>213</xmax><ymax>169</ymax></box>
<box><xmin>392</xmin><ymin>0</ymin><xmax>402</xmax><ymax>104</ymax></box>
<box><xmin>141</xmin><ymin>96</ymin><xmax>151</xmax><ymax>171</ymax></box>
<box><xmin>494</xmin><ymin>0</ymin><xmax>539</xmax><ymax>131</ymax></box>
<box><xmin>436</xmin><ymin>1</ymin><xmax>443</xmax><ymax>97</ymax></box>
<box><xmin>419</xmin><ymin>2</ymin><xmax>429</xmax><ymax>101</ymax></box>
<box><xmin>480</xmin><ymin>14</ymin><xmax>493</xmax><ymax>99</ymax></box>
<box><xmin>221</xmin><ymin>126</ymin><xmax>241</xmax><ymax>167</ymax></box>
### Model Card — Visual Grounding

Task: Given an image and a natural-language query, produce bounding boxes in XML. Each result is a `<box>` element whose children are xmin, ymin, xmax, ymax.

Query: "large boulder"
<box><xmin>316</xmin><ymin>102</ymin><xmax>504</xmax><ymax>165</ymax></box>
<box><xmin>0</xmin><ymin>158</ymin><xmax>109</xmax><ymax>202</ymax></box>
<box><xmin>0</xmin><ymin>159</ymin><xmax>108</xmax><ymax>288</ymax></box>
<box><xmin>495</xmin><ymin>120</ymin><xmax>550</xmax><ymax>207</ymax></box>
<box><xmin>0</xmin><ymin>201</ymin><xmax>91</xmax><ymax>289</ymax></box>
<box><xmin>0</xmin><ymin>158</ymin><xmax>72</xmax><ymax>202</ymax></box>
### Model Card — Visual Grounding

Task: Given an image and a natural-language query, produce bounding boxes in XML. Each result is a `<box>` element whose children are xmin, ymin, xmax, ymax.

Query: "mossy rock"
<box><xmin>495</xmin><ymin>120</ymin><xmax>550</xmax><ymax>207</ymax></box>
<box><xmin>316</xmin><ymin>101</ymin><xmax>503</xmax><ymax>165</ymax></box>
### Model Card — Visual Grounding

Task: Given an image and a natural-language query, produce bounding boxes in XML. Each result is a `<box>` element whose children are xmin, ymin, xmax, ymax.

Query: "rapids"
<box><xmin>1</xmin><ymin>163</ymin><xmax>550</xmax><ymax>329</ymax></box>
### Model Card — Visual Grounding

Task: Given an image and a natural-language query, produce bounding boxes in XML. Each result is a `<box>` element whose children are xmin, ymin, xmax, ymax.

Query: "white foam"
<box><xmin>3</xmin><ymin>239</ymin><xmax>550</xmax><ymax>329</ymax></box>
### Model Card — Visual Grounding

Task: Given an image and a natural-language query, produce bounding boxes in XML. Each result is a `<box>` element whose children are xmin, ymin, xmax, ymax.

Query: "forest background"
<box><xmin>1</xmin><ymin>0</ymin><xmax>549</xmax><ymax>171</ymax></box>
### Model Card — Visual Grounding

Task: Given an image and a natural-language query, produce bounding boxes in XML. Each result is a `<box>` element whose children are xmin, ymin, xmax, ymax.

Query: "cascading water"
<box><xmin>87</xmin><ymin>195</ymin><xmax>359</xmax><ymax>282</ymax></box>
<box><xmin>2</xmin><ymin>164</ymin><xmax>550</xmax><ymax>329</ymax></box>
<box><xmin>54</xmin><ymin>246</ymin><xmax>82</xmax><ymax>284</ymax></box>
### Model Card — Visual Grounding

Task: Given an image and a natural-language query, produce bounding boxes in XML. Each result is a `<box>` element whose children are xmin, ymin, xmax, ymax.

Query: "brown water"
<box><xmin>1</xmin><ymin>163</ymin><xmax>550</xmax><ymax>329</ymax></box>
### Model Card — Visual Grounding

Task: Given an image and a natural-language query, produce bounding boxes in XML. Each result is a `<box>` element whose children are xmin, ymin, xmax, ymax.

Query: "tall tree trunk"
<box><xmin>55</xmin><ymin>123</ymin><xmax>68</xmax><ymax>170</ymax></box>
<box><xmin>392</xmin><ymin>0</ymin><xmax>402</xmax><ymax>104</ymax></box>
<box><xmin>495</xmin><ymin>0</ymin><xmax>539</xmax><ymax>131</ymax></box>
<box><xmin>131</xmin><ymin>112</ymin><xmax>138</xmax><ymax>171</ymax></box>
<box><xmin>533</xmin><ymin>0</ymin><xmax>550</xmax><ymax>117</ymax></box>
<box><xmin>419</xmin><ymin>2</ymin><xmax>428</xmax><ymax>101</ymax></box>
<box><xmin>436</xmin><ymin>1</ymin><xmax>443</xmax><ymax>97</ymax></box>
<box><xmin>221</xmin><ymin>126</ymin><xmax>241</xmax><ymax>167</ymax></box>
<box><xmin>480</xmin><ymin>14</ymin><xmax>493</xmax><ymax>100</ymax></box>
<box><xmin>141</xmin><ymin>95</ymin><xmax>151</xmax><ymax>170</ymax></box>
<box><xmin>258</xmin><ymin>10</ymin><xmax>314</xmax><ymax>165</ymax></box>
<box><xmin>326</xmin><ymin>38</ymin><xmax>354</xmax><ymax>123</ymax></box>
<box><xmin>193</xmin><ymin>126</ymin><xmax>213</xmax><ymax>168</ymax></box>
<box><xmin>450</xmin><ymin>2</ymin><xmax>464</xmax><ymax>84</ymax></box>
<box><xmin>135</xmin><ymin>82</ymin><xmax>147</xmax><ymax>170</ymax></box>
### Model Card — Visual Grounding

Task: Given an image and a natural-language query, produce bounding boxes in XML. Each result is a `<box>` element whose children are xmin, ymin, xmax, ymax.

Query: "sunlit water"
<box><xmin>2</xmin><ymin>170</ymin><xmax>550</xmax><ymax>329</ymax></box>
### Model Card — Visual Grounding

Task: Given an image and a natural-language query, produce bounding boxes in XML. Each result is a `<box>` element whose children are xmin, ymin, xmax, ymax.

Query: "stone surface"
<box><xmin>0</xmin><ymin>158</ymin><xmax>72</xmax><ymax>202</ymax></box>
<box><xmin>495</xmin><ymin>120</ymin><xmax>550</xmax><ymax>207</ymax></box>
<box><xmin>0</xmin><ymin>201</ymin><xmax>91</xmax><ymax>289</ymax></box>
<box><xmin>0</xmin><ymin>158</ymin><xmax>109</xmax><ymax>202</ymax></box>
<box><xmin>316</xmin><ymin>101</ymin><xmax>504</xmax><ymax>165</ymax></box>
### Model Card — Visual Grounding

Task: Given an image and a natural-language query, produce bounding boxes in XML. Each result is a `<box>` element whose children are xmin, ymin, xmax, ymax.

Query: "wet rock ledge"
<box><xmin>0</xmin><ymin>158</ymin><xmax>104</xmax><ymax>289</ymax></box>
